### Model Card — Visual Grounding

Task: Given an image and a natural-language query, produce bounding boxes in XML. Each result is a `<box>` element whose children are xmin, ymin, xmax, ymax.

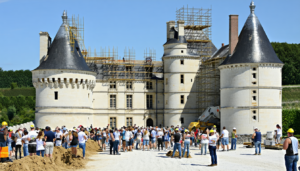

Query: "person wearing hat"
<box><xmin>251</xmin><ymin>127</ymin><xmax>261</xmax><ymax>155</ymax></box>
<box><xmin>171</xmin><ymin>128</ymin><xmax>182</xmax><ymax>158</ymax></box>
<box><xmin>230</xmin><ymin>128</ymin><xmax>237</xmax><ymax>150</ymax></box>
<box><xmin>28</xmin><ymin>124</ymin><xmax>38</xmax><ymax>156</ymax></box>
<box><xmin>206</xmin><ymin>128</ymin><xmax>218</xmax><ymax>166</ymax></box>
<box><xmin>283</xmin><ymin>128</ymin><xmax>299</xmax><ymax>171</ymax></box>
<box><xmin>0</xmin><ymin>121</ymin><xmax>8</xmax><ymax>162</ymax></box>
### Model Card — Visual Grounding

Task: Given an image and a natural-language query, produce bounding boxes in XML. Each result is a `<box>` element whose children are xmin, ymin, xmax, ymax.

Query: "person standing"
<box><xmin>135</xmin><ymin>129</ymin><xmax>142</xmax><ymax>150</ymax></box>
<box><xmin>28</xmin><ymin>125</ymin><xmax>38</xmax><ymax>156</ymax></box>
<box><xmin>182</xmin><ymin>130</ymin><xmax>191</xmax><ymax>158</ymax></box>
<box><xmin>171</xmin><ymin>128</ymin><xmax>181</xmax><ymax>159</ymax></box>
<box><xmin>150</xmin><ymin>127</ymin><xmax>157</xmax><ymax>150</ymax></box>
<box><xmin>121</xmin><ymin>128</ymin><xmax>126</xmax><ymax>152</ymax></box>
<box><xmin>275</xmin><ymin>124</ymin><xmax>282</xmax><ymax>144</ymax></box>
<box><xmin>22</xmin><ymin>130</ymin><xmax>29</xmax><ymax>157</ymax></box>
<box><xmin>0</xmin><ymin>122</ymin><xmax>8</xmax><ymax>162</ymax></box>
<box><xmin>164</xmin><ymin>130</ymin><xmax>170</xmax><ymax>151</ymax></box>
<box><xmin>109</xmin><ymin>129</ymin><xmax>114</xmax><ymax>155</ymax></box>
<box><xmin>55</xmin><ymin>128</ymin><xmax>62</xmax><ymax>147</ymax></box>
<box><xmin>70</xmin><ymin>130</ymin><xmax>78</xmax><ymax>158</ymax></box>
<box><xmin>231</xmin><ymin>128</ymin><xmax>237</xmax><ymax>150</ymax></box>
<box><xmin>283</xmin><ymin>128</ymin><xmax>298</xmax><ymax>171</ymax></box>
<box><xmin>207</xmin><ymin>129</ymin><xmax>218</xmax><ymax>166</ymax></box>
<box><xmin>201</xmin><ymin>130</ymin><xmax>208</xmax><ymax>155</ymax></box>
<box><xmin>157</xmin><ymin>128</ymin><xmax>164</xmax><ymax>151</ymax></box>
<box><xmin>78</xmin><ymin>127</ymin><xmax>87</xmax><ymax>159</ymax></box>
<box><xmin>15</xmin><ymin>130</ymin><xmax>22</xmax><ymax>160</ymax></box>
<box><xmin>221</xmin><ymin>127</ymin><xmax>229</xmax><ymax>151</ymax></box>
<box><xmin>142</xmin><ymin>129</ymin><xmax>150</xmax><ymax>151</ymax></box>
<box><xmin>36</xmin><ymin>131</ymin><xmax>45</xmax><ymax>157</ymax></box>
<box><xmin>113</xmin><ymin>128</ymin><xmax>121</xmax><ymax>155</ymax></box>
<box><xmin>44</xmin><ymin>126</ymin><xmax>56</xmax><ymax>158</ymax></box>
<box><xmin>252</xmin><ymin>127</ymin><xmax>261</xmax><ymax>155</ymax></box>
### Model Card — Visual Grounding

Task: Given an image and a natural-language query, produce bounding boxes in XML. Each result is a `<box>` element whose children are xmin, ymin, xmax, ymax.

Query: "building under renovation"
<box><xmin>32</xmin><ymin>2</ymin><xmax>283</xmax><ymax>134</ymax></box>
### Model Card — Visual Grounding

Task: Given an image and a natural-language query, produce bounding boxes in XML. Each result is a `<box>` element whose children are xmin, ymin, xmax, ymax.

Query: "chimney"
<box><xmin>229</xmin><ymin>15</ymin><xmax>238</xmax><ymax>55</ymax></box>
<box><xmin>177</xmin><ymin>20</ymin><xmax>185</xmax><ymax>37</ymax></box>
<box><xmin>166</xmin><ymin>21</ymin><xmax>175</xmax><ymax>40</ymax></box>
<box><xmin>222</xmin><ymin>43</ymin><xmax>224</xmax><ymax>47</ymax></box>
<box><xmin>39</xmin><ymin>32</ymin><xmax>51</xmax><ymax>64</ymax></box>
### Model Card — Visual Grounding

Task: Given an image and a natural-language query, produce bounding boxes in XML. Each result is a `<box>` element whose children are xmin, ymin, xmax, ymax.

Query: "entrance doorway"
<box><xmin>146</xmin><ymin>118</ymin><xmax>153</xmax><ymax>127</ymax></box>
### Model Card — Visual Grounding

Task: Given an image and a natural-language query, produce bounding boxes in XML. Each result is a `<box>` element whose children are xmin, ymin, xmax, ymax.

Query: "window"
<box><xmin>180</xmin><ymin>59</ymin><xmax>184</xmax><ymax>65</ymax></box>
<box><xmin>253</xmin><ymin>110</ymin><xmax>256</xmax><ymax>114</ymax></box>
<box><xmin>252</xmin><ymin>115</ymin><xmax>257</xmax><ymax>120</ymax></box>
<box><xmin>252</xmin><ymin>82</ymin><xmax>257</xmax><ymax>85</ymax></box>
<box><xmin>110</xmin><ymin>117</ymin><xmax>116</xmax><ymax>128</ymax></box>
<box><xmin>126</xmin><ymin>66</ymin><xmax>132</xmax><ymax>71</ymax></box>
<box><xmin>181</xmin><ymin>50</ymin><xmax>184</xmax><ymax>53</ymax></box>
<box><xmin>180</xmin><ymin>95</ymin><xmax>184</xmax><ymax>104</ymax></box>
<box><xmin>166</xmin><ymin>78</ymin><xmax>168</xmax><ymax>85</ymax></box>
<box><xmin>252</xmin><ymin>73</ymin><xmax>256</xmax><ymax>79</ymax></box>
<box><xmin>191</xmin><ymin>79</ymin><xmax>193</xmax><ymax>82</ymax></box>
<box><xmin>180</xmin><ymin>74</ymin><xmax>184</xmax><ymax>84</ymax></box>
<box><xmin>146</xmin><ymin>81</ymin><xmax>153</xmax><ymax>89</ymax></box>
<box><xmin>145</xmin><ymin>67</ymin><xmax>153</xmax><ymax>78</ymax></box>
<box><xmin>110</xmin><ymin>81</ymin><xmax>116</xmax><ymax>89</ymax></box>
<box><xmin>253</xmin><ymin>90</ymin><xmax>256</xmax><ymax>94</ymax></box>
<box><xmin>127</xmin><ymin>95</ymin><xmax>132</xmax><ymax>109</ymax></box>
<box><xmin>252</xmin><ymin>96</ymin><xmax>256</xmax><ymax>101</ymax></box>
<box><xmin>54</xmin><ymin>91</ymin><xmax>58</xmax><ymax>100</ymax></box>
<box><xmin>126</xmin><ymin>81</ymin><xmax>132</xmax><ymax>89</ymax></box>
<box><xmin>180</xmin><ymin>117</ymin><xmax>184</xmax><ymax>124</ymax></box>
<box><xmin>253</xmin><ymin>67</ymin><xmax>256</xmax><ymax>71</ymax></box>
<box><xmin>110</xmin><ymin>95</ymin><xmax>116</xmax><ymax>108</ymax></box>
<box><xmin>146</xmin><ymin>95</ymin><xmax>153</xmax><ymax>109</ymax></box>
<box><xmin>126</xmin><ymin>117</ymin><xmax>133</xmax><ymax>127</ymax></box>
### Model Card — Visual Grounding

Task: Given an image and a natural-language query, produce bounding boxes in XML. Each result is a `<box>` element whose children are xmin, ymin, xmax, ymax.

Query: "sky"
<box><xmin>0</xmin><ymin>0</ymin><xmax>299</xmax><ymax>71</ymax></box>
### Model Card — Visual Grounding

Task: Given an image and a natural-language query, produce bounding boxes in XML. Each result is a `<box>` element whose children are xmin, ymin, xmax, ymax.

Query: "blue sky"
<box><xmin>0</xmin><ymin>0</ymin><xmax>299</xmax><ymax>71</ymax></box>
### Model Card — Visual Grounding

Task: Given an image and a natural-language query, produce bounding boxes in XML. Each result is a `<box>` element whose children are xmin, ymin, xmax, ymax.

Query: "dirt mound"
<box><xmin>166</xmin><ymin>150</ymin><xmax>192</xmax><ymax>158</ymax></box>
<box><xmin>0</xmin><ymin>140</ymin><xmax>100</xmax><ymax>171</ymax></box>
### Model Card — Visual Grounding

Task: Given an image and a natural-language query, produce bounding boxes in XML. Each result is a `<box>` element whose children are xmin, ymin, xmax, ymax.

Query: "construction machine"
<box><xmin>188</xmin><ymin>106</ymin><xmax>220</xmax><ymax>132</ymax></box>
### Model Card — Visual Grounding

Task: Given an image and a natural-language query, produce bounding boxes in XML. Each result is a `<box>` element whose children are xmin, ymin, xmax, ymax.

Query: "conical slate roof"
<box><xmin>34</xmin><ymin>11</ymin><xmax>92</xmax><ymax>72</ymax></box>
<box><xmin>221</xmin><ymin>1</ymin><xmax>283</xmax><ymax>65</ymax></box>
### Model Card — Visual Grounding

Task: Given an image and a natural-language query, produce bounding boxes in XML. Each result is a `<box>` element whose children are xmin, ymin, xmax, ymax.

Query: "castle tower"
<box><xmin>219</xmin><ymin>2</ymin><xmax>284</xmax><ymax>134</ymax></box>
<box><xmin>163</xmin><ymin>20</ymin><xmax>200</xmax><ymax>127</ymax></box>
<box><xmin>32</xmin><ymin>11</ymin><xmax>96</xmax><ymax>129</ymax></box>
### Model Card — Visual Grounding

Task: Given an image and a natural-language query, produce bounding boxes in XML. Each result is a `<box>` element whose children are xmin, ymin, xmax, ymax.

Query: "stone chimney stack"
<box><xmin>229</xmin><ymin>15</ymin><xmax>239</xmax><ymax>55</ymax></box>
<box><xmin>39</xmin><ymin>32</ymin><xmax>51</xmax><ymax>64</ymax></box>
<box><xmin>177</xmin><ymin>20</ymin><xmax>185</xmax><ymax>37</ymax></box>
<box><xmin>166</xmin><ymin>21</ymin><xmax>175</xmax><ymax>40</ymax></box>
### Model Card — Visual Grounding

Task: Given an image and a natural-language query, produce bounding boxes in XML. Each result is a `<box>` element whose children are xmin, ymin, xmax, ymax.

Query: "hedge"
<box><xmin>0</xmin><ymin>95</ymin><xmax>35</xmax><ymax>111</ymax></box>
<box><xmin>0</xmin><ymin>88</ymin><xmax>35</xmax><ymax>97</ymax></box>
<box><xmin>282</xmin><ymin>109</ymin><xmax>300</xmax><ymax>135</ymax></box>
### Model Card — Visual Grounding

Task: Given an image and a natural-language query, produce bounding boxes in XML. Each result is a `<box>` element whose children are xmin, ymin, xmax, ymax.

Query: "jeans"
<box><xmin>109</xmin><ymin>140</ymin><xmax>113</xmax><ymax>154</ymax></box>
<box><xmin>201</xmin><ymin>143</ymin><xmax>207</xmax><ymax>155</ymax></box>
<box><xmin>36</xmin><ymin>150</ymin><xmax>45</xmax><ymax>157</ymax></box>
<box><xmin>254</xmin><ymin>141</ymin><xmax>261</xmax><ymax>154</ymax></box>
<box><xmin>231</xmin><ymin>138</ymin><xmax>237</xmax><ymax>150</ymax></box>
<box><xmin>172</xmin><ymin>143</ymin><xmax>181</xmax><ymax>157</ymax></box>
<box><xmin>190</xmin><ymin>137</ymin><xmax>195</xmax><ymax>145</ymax></box>
<box><xmin>0</xmin><ymin>142</ymin><xmax>7</xmax><ymax>162</ymax></box>
<box><xmin>79</xmin><ymin>143</ymin><xmax>86</xmax><ymax>157</ymax></box>
<box><xmin>15</xmin><ymin>145</ymin><xmax>22</xmax><ymax>160</ymax></box>
<box><xmin>183</xmin><ymin>141</ymin><xmax>190</xmax><ymax>157</ymax></box>
<box><xmin>143</xmin><ymin>140</ymin><xmax>149</xmax><ymax>146</ymax></box>
<box><xmin>136</xmin><ymin>139</ymin><xmax>141</xmax><ymax>149</ymax></box>
<box><xmin>113</xmin><ymin>140</ymin><xmax>119</xmax><ymax>154</ymax></box>
<box><xmin>285</xmin><ymin>155</ymin><xmax>299</xmax><ymax>171</ymax></box>
<box><xmin>63</xmin><ymin>142</ymin><xmax>68</xmax><ymax>149</ymax></box>
<box><xmin>23</xmin><ymin>144</ymin><xmax>29</xmax><ymax>157</ymax></box>
<box><xmin>209</xmin><ymin>146</ymin><xmax>217</xmax><ymax>165</ymax></box>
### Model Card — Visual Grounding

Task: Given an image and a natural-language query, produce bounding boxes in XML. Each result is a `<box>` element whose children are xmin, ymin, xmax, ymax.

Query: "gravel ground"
<box><xmin>81</xmin><ymin>145</ymin><xmax>299</xmax><ymax>171</ymax></box>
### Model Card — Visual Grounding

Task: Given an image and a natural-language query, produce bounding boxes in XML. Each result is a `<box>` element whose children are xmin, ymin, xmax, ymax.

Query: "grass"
<box><xmin>0</xmin><ymin>87</ymin><xmax>35</xmax><ymax>96</ymax></box>
<box><xmin>282</xmin><ymin>87</ymin><xmax>300</xmax><ymax>102</ymax></box>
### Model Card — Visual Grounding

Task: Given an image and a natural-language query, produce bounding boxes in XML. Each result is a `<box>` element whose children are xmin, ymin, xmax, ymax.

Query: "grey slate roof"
<box><xmin>221</xmin><ymin>5</ymin><xmax>283</xmax><ymax>65</ymax></box>
<box><xmin>34</xmin><ymin>20</ymin><xmax>92</xmax><ymax>72</ymax></box>
<box><xmin>210</xmin><ymin>45</ymin><xmax>229</xmax><ymax>60</ymax></box>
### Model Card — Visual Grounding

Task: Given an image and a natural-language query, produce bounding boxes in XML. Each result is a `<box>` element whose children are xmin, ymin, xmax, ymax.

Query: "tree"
<box><xmin>11</xmin><ymin>82</ymin><xmax>18</xmax><ymax>89</ymax></box>
<box><xmin>7</xmin><ymin>106</ymin><xmax>16</xmax><ymax>120</ymax></box>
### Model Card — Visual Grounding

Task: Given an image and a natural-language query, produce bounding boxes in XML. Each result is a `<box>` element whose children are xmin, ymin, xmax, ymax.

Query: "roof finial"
<box><xmin>62</xmin><ymin>10</ymin><xmax>68</xmax><ymax>24</ymax></box>
<box><xmin>250</xmin><ymin>1</ymin><xmax>256</xmax><ymax>14</ymax></box>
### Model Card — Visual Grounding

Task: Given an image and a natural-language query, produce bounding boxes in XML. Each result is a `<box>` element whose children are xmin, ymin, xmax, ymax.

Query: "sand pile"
<box><xmin>166</xmin><ymin>150</ymin><xmax>192</xmax><ymax>158</ymax></box>
<box><xmin>0</xmin><ymin>139</ymin><xmax>100</xmax><ymax>171</ymax></box>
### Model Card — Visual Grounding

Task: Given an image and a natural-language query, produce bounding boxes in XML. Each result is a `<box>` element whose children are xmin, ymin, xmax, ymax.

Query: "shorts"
<box><xmin>97</xmin><ymin>137</ymin><xmax>102</xmax><ymax>141</ymax></box>
<box><xmin>45</xmin><ymin>142</ymin><xmax>54</xmax><ymax>155</ymax></box>
<box><xmin>122</xmin><ymin>140</ymin><xmax>126</xmax><ymax>146</ymax></box>
<box><xmin>102</xmin><ymin>137</ymin><xmax>106</xmax><ymax>144</ymax></box>
<box><xmin>126</xmin><ymin>141</ymin><xmax>130</xmax><ymax>147</ymax></box>
<box><xmin>70</xmin><ymin>144</ymin><xmax>78</xmax><ymax>148</ymax></box>
<box><xmin>9</xmin><ymin>145</ymin><xmax>12</xmax><ymax>152</ymax></box>
<box><xmin>151</xmin><ymin>137</ymin><xmax>156</xmax><ymax>143</ymax></box>
<box><xmin>222</xmin><ymin>138</ymin><xmax>229</xmax><ymax>145</ymax></box>
<box><xmin>28</xmin><ymin>144</ymin><xmax>37</xmax><ymax>153</ymax></box>
<box><xmin>217</xmin><ymin>139</ymin><xmax>221</xmax><ymax>145</ymax></box>
<box><xmin>143</xmin><ymin>140</ymin><xmax>149</xmax><ymax>146</ymax></box>
<box><xmin>56</xmin><ymin>140</ymin><xmax>62</xmax><ymax>146</ymax></box>
<box><xmin>276</xmin><ymin>134</ymin><xmax>281</xmax><ymax>141</ymax></box>
<box><xmin>129</xmin><ymin>139</ymin><xmax>134</xmax><ymax>146</ymax></box>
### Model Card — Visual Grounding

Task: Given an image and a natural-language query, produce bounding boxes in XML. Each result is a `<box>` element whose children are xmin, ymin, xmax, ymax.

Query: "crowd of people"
<box><xmin>0</xmin><ymin>121</ymin><xmax>298</xmax><ymax>170</ymax></box>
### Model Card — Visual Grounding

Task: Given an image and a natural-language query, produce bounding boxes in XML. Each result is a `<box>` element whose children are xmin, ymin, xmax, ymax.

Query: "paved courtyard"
<box><xmin>81</xmin><ymin>145</ymin><xmax>299</xmax><ymax>171</ymax></box>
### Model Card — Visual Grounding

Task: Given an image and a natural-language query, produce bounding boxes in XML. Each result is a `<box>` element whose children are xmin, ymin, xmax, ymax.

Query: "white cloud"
<box><xmin>0</xmin><ymin>0</ymin><xmax>10</xmax><ymax>3</ymax></box>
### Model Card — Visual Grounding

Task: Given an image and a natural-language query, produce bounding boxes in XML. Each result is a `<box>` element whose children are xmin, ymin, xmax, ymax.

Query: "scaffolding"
<box><xmin>176</xmin><ymin>6</ymin><xmax>212</xmax><ymax>58</ymax></box>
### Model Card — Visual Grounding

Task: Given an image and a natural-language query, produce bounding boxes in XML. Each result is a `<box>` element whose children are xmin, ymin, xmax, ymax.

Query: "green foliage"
<box><xmin>0</xmin><ymin>108</ymin><xmax>10</xmax><ymax>126</ymax></box>
<box><xmin>10</xmin><ymin>82</ymin><xmax>18</xmax><ymax>89</ymax></box>
<box><xmin>0</xmin><ymin>69</ymin><xmax>33</xmax><ymax>88</ymax></box>
<box><xmin>0</xmin><ymin>87</ymin><xmax>35</xmax><ymax>97</ymax></box>
<box><xmin>282</xmin><ymin>87</ymin><xmax>300</xmax><ymax>102</ymax></box>
<box><xmin>0</xmin><ymin>95</ymin><xmax>35</xmax><ymax>111</ymax></box>
<box><xmin>7</xmin><ymin>106</ymin><xmax>16</xmax><ymax>120</ymax></box>
<box><xmin>282</xmin><ymin>109</ymin><xmax>300</xmax><ymax>134</ymax></box>
<box><xmin>271</xmin><ymin>42</ymin><xmax>300</xmax><ymax>85</ymax></box>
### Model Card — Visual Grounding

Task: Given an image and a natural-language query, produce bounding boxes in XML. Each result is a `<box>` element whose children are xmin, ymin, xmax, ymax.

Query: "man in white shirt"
<box><xmin>221</xmin><ymin>127</ymin><xmax>229</xmax><ymax>151</ymax></box>
<box><xmin>125</xmin><ymin>128</ymin><xmax>133</xmax><ymax>151</ymax></box>
<box><xmin>78</xmin><ymin>127</ymin><xmax>87</xmax><ymax>159</ymax></box>
<box><xmin>28</xmin><ymin>125</ymin><xmax>38</xmax><ymax>156</ymax></box>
